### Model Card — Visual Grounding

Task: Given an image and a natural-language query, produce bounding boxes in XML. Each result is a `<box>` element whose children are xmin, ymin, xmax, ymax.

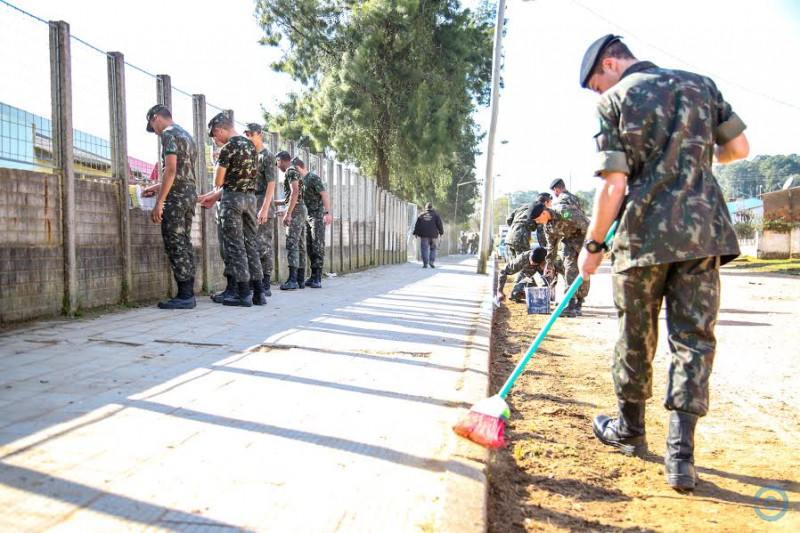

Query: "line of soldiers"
<box><xmin>497</xmin><ymin>178</ymin><xmax>590</xmax><ymax>317</ymax></box>
<box><xmin>459</xmin><ymin>232</ymin><xmax>479</xmax><ymax>254</ymax></box>
<box><xmin>142</xmin><ymin>105</ymin><xmax>331</xmax><ymax>310</ymax></box>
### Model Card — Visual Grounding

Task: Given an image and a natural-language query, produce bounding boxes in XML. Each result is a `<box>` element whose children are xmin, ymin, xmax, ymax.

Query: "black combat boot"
<box><xmin>575</xmin><ymin>297</ymin><xmax>584</xmax><ymax>316</ymax></box>
<box><xmin>592</xmin><ymin>401</ymin><xmax>648</xmax><ymax>458</ymax></box>
<box><xmin>263</xmin><ymin>275</ymin><xmax>272</xmax><ymax>297</ymax></box>
<box><xmin>297</xmin><ymin>271</ymin><xmax>306</xmax><ymax>289</ymax></box>
<box><xmin>665</xmin><ymin>411</ymin><xmax>699</xmax><ymax>491</ymax></box>
<box><xmin>562</xmin><ymin>297</ymin><xmax>579</xmax><ymax>318</ymax></box>
<box><xmin>224</xmin><ymin>281</ymin><xmax>253</xmax><ymax>307</ymax></box>
<box><xmin>280</xmin><ymin>267</ymin><xmax>299</xmax><ymax>290</ymax></box>
<box><xmin>212</xmin><ymin>275</ymin><xmax>236</xmax><ymax>304</ymax></box>
<box><xmin>158</xmin><ymin>278</ymin><xmax>196</xmax><ymax>309</ymax></box>
<box><xmin>307</xmin><ymin>268</ymin><xmax>322</xmax><ymax>289</ymax></box>
<box><xmin>252</xmin><ymin>279</ymin><xmax>268</xmax><ymax>306</ymax></box>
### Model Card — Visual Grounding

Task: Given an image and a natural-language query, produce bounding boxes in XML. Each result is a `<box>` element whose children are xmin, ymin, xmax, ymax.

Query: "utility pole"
<box><xmin>477</xmin><ymin>0</ymin><xmax>506</xmax><ymax>274</ymax></box>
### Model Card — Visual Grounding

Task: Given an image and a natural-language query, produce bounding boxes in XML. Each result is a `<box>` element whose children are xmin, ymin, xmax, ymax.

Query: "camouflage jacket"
<box><xmin>283</xmin><ymin>166</ymin><xmax>305</xmax><ymax>207</ymax></box>
<box><xmin>218</xmin><ymin>136</ymin><xmax>258</xmax><ymax>192</ymax></box>
<box><xmin>506</xmin><ymin>204</ymin><xmax>536</xmax><ymax>249</ymax></box>
<box><xmin>594</xmin><ymin>61</ymin><xmax>745</xmax><ymax>272</ymax></box>
<box><xmin>303</xmin><ymin>171</ymin><xmax>326</xmax><ymax>215</ymax></box>
<box><xmin>555</xmin><ymin>190</ymin><xmax>585</xmax><ymax>217</ymax></box>
<box><xmin>498</xmin><ymin>249</ymin><xmax>544</xmax><ymax>290</ymax></box>
<box><xmin>256</xmin><ymin>148</ymin><xmax>276</xmax><ymax>218</ymax></box>
<box><xmin>160</xmin><ymin>125</ymin><xmax>197</xmax><ymax>186</ymax></box>
<box><xmin>543</xmin><ymin>206</ymin><xmax>589</xmax><ymax>266</ymax></box>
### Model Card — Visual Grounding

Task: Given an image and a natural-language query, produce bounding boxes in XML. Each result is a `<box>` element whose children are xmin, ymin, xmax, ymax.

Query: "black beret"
<box><xmin>549</xmin><ymin>178</ymin><xmax>565</xmax><ymax>190</ymax></box>
<box><xmin>580</xmin><ymin>34</ymin><xmax>621</xmax><ymax>88</ymax></box>
<box><xmin>530</xmin><ymin>245</ymin><xmax>546</xmax><ymax>264</ymax></box>
<box><xmin>528</xmin><ymin>201</ymin><xmax>545</xmax><ymax>220</ymax></box>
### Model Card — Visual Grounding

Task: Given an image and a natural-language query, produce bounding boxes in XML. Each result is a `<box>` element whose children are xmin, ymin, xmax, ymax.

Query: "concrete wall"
<box><xmin>757</xmin><ymin>228</ymin><xmax>800</xmax><ymax>259</ymax></box>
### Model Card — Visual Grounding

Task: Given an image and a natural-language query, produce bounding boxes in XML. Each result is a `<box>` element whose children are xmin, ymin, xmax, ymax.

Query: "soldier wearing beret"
<box><xmin>549</xmin><ymin>178</ymin><xmax>586</xmax><ymax>218</ymax></box>
<box><xmin>576</xmin><ymin>35</ymin><xmax>749</xmax><ymax>491</ymax></box>
<box><xmin>143</xmin><ymin>104</ymin><xmax>198</xmax><ymax>310</ymax></box>
<box><xmin>496</xmin><ymin>245</ymin><xmax>548</xmax><ymax>303</ymax></box>
<box><xmin>244</xmin><ymin>123</ymin><xmax>277</xmax><ymax>297</ymax></box>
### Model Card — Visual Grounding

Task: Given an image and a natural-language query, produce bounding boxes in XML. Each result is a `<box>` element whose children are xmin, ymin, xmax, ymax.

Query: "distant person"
<box><xmin>244</xmin><ymin>123</ymin><xmax>276</xmax><ymax>297</ymax></box>
<box><xmin>460</xmin><ymin>232</ymin><xmax>468</xmax><ymax>254</ymax></box>
<box><xmin>413</xmin><ymin>202</ymin><xmax>444</xmax><ymax>268</ymax></box>
<box><xmin>142</xmin><ymin>104</ymin><xmax>197</xmax><ymax>310</ymax></box>
<box><xmin>469</xmin><ymin>232</ymin><xmax>479</xmax><ymax>254</ymax></box>
<box><xmin>275</xmin><ymin>152</ymin><xmax>307</xmax><ymax>289</ymax></box>
<box><xmin>294</xmin><ymin>158</ymin><xmax>332</xmax><ymax>288</ymax></box>
<box><xmin>577</xmin><ymin>34</ymin><xmax>749</xmax><ymax>491</ymax></box>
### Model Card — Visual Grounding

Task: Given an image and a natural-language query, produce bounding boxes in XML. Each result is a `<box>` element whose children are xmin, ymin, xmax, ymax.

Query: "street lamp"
<box><xmin>453</xmin><ymin>177</ymin><xmax>477</xmax><ymax>254</ymax></box>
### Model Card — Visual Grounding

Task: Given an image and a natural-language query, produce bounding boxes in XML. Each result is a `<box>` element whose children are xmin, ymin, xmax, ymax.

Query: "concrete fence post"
<box><xmin>192</xmin><ymin>94</ymin><xmax>211</xmax><ymax>292</ymax></box>
<box><xmin>49</xmin><ymin>20</ymin><xmax>77</xmax><ymax>315</ymax></box>
<box><xmin>107</xmin><ymin>51</ymin><xmax>132</xmax><ymax>302</ymax></box>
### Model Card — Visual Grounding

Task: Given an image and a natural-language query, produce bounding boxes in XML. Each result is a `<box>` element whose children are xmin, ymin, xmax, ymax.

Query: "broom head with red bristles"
<box><xmin>452</xmin><ymin>395</ymin><xmax>510</xmax><ymax>449</ymax></box>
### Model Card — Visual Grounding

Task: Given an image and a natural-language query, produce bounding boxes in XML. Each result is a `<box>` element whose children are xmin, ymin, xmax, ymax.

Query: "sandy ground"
<box><xmin>487</xmin><ymin>263</ymin><xmax>799</xmax><ymax>532</ymax></box>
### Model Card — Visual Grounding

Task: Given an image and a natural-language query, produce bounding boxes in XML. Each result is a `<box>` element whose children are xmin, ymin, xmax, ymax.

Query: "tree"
<box><xmin>255</xmin><ymin>0</ymin><xmax>493</xmax><ymax>208</ymax></box>
<box><xmin>715</xmin><ymin>154</ymin><xmax>800</xmax><ymax>199</ymax></box>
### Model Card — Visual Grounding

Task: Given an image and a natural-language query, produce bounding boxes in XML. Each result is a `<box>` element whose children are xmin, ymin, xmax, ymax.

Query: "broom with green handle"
<box><xmin>453</xmin><ymin>221</ymin><xmax>618</xmax><ymax>449</ymax></box>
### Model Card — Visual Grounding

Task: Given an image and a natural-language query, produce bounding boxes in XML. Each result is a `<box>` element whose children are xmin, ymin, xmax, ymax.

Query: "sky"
<box><xmin>1</xmin><ymin>0</ymin><xmax>799</xmax><ymax>195</ymax></box>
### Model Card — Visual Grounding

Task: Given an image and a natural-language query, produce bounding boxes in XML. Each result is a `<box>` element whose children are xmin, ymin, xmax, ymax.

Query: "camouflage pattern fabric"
<box><xmin>219</xmin><ymin>190</ymin><xmax>262</xmax><ymax>283</ymax></box>
<box><xmin>535</xmin><ymin>224</ymin><xmax>547</xmax><ymax>248</ymax></box>
<box><xmin>544</xmin><ymin>206</ymin><xmax>590</xmax><ymax>299</ymax></box>
<box><xmin>283</xmin><ymin>166</ymin><xmax>305</xmax><ymax>206</ymax></box>
<box><xmin>303</xmin><ymin>171</ymin><xmax>326</xmax><ymax>215</ymax></box>
<box><xmin>218</xmin><ymin>136</ymin><xmax>258</xmax><ymax>193</ymax></box>
<box><xmin>497</xmin><ymin>250</ymin><xmax>544</xmax><ymax>293</ymax></box>
<box><xmin>554</xmin><ymin>190</ymin><xmax>586</xmax><ymax>217</ymax></box>
<box><xmin>256</xmin><ymin>191</ymin><xmax>275</xmax><ymax>280</ymax></box>
<box><xmin>160</xmin><ymin>125</ymin><xmax>197</xmax><ymax>186</ymax></box>
<box><xmin>286</xmin><ymin>203</ymin><xmax>308</xmax><ymax>268</ymax></box>
<box><xmin>594</xmin><ymin>61</ymin><xmax>743</xmax><ymax>273</ymax></box>
<box><xmin>611</xmin><ymin>256</ymin><xmax>720</xmax><ymax>416</ymax></box>
<box><xmin>506</xmin><ymin>204</ymin><xmax>535</xmax><ymax>251</ymax></box>
<box><xmin>161</xmin><ymin>183</ymin><xmax>196</xmax><ymax>282</ymax></box>
<box><xmin>215</xmin><ymin>202</ymin><xmax>230</xmax><ymax>278</ymax></box>
<box><xmin>254</xmin><ymin>148</ymin><xmax>275</xmax><ymax>198</ymax></box>
<box><xmin>305</xmin><ymin>210</ymin><xmax>326</xmax><ymax>269</ymax></box>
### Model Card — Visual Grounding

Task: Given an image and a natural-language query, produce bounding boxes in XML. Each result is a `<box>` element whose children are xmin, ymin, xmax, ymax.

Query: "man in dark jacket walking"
<box><xmin>413</xmin><ymin>202</ymin><xmax>444</xmax><ymax>268</ymax></box>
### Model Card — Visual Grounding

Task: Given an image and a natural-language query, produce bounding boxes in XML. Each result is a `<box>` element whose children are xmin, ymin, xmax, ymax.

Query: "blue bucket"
<box><xmin>525</xmin><ymin>286</ymin><xmax>550</xmax><ymax>315</ymax></box>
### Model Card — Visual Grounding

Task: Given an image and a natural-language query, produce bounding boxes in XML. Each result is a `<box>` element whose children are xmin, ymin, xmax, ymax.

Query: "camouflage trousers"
<box><xmin>256</xmin><ymin>192</ymin><xmax>275</xmax><ymax>280</ymax></box>
<box><xmin>285</xmin><ymin>203</ymin><xmax>307</xmax><ymax>269</ymax></box>
<box><xmin>305</xmin><ymin>210</ymin><xmax>326</xmax><ymax>269</ymax></box>
<box><xmin>219</xmin><ymin>191</ymin><xmax>262</xmax><ymax>283</ymax></box>
<box><xmin>161</xmin><ymin>184</ymin><xmax>196</xmax><ymax>282</ymax></box>
<box><xmin>611</xmin><ymin>256</ymin><xmax>721</xmax><ymax>416</ymax></box>
<box><xmin>563</xmin><ymin>234</ymin><xmax>590</xmax><ymax>300</ymax></box>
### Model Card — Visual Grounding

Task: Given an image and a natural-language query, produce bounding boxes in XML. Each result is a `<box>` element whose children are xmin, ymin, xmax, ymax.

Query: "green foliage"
<box><xmin>733</xmin><ymin>220</ymin><xmax>755</xmax><ymax>240</ymax></box>
<box><xmin>715</xmin><ymin>154</ymin><xmax>800</xmax><ymax>199</ymax></box>
<box><xmin>255</xmin><ymin>0</ymin><xmax>494</xmax><ymax>209</ymax></box>
<box><xmin>507</xmin><ymin>190</ymin><xmax>540</xmax><ymax>209</ymax></box>
<box><xmin>760</xmin><ymin>216</ymin><xmax>798</xmax><ymax>233</ymax></box>
<box><xmin>574</xmin><ymin>189</ymin><xmax>595</xmax><ymax>213</ymax></box>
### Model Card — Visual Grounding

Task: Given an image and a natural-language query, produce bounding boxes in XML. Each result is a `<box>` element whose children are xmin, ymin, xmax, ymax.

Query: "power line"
<box><xmin>569</xmin><ymin>0</ymin><xmax>800</xmax><ymax>112</ymax></box>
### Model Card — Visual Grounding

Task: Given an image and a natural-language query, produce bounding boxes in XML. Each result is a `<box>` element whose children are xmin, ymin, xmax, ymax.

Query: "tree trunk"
<box><xmin>375</xmin><ymin>143</ymin><xmax>390</xmax><ymax>190</ymax></box>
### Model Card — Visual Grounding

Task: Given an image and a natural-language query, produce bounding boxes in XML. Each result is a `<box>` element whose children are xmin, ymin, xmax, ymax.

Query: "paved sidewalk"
<box><xmin>0</xmin><ymin>256</ymin><xmax>492</xmax><ymax>532</ymax></box>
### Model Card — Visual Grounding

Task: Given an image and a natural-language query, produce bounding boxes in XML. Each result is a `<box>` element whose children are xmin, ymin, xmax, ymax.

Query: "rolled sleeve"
<box><xmin>595</xmin><ymin>150</ymin><xmax>631</xmax><ymax>175</ymax></box>
<box><xmin>715</xmin><ymin>113</ymin><xmax>746</xmax><ymax>145</ymax></box>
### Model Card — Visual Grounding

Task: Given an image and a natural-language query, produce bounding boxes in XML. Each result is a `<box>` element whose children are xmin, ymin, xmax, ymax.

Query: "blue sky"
<box><xmin>2</xmin><ymin>0</ymin><xmax>798</xmax><ymax>196</ymax></box>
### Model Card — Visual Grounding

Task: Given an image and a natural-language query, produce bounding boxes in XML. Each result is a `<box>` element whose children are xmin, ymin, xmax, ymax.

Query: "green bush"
<box><xmin>733</xmin><ymin>221</ymin><xmax>755</xmax><ymax>240</ymax></box>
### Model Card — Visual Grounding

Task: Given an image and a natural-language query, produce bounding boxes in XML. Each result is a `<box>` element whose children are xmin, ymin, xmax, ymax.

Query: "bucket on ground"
<box><xmin>526</xmin><ymin>286</ymin><xmax>550</xmax><ymax>315</ymax></box>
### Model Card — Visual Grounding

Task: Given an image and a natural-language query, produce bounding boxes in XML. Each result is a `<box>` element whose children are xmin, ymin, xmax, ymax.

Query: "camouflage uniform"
<box><xmin>544</xmin><ymin>205</ymin><xmax>590</xmax><ymax>300</ymax></box>
<box><xmin>303</xmin><ymin>170</ymin><xmax>327</xmax><ymax>269</ymax></box>
<box><xmin>554</xmin><ymin>190</ymin><xmax>586</xmax><ymax>217</ymax></box>
<box><xmin>595</xmin><ymin>61</ymin><xmax>744</xmax><ymax>416</ymax></box>
<box><xmin>159</xmin><ymin>125</ymin><xmax>197</xmax><ymax>282</ymax></box>
<box><xmin>506</xmin><ymin>204</ymin><xmax>535</xmax><ymax>258</ymax></box>
<box><xmin>284</xmin><ymin>166</ymin><xmax>307</xmax><ymax>269</ymax></box>
<box><xmin>218</xmin><ymin>136</ymin><xmax>262</xmax><ymax>284</ymax></box>
<box><xmin>498</xmin><ymin>250</ymin><xmax>544</xmax><ymax>301</ymax></box>
<box><xmin>255</xmin><ymin>148</ymin><xmax>276</xmax><ymax>280</ymax></box>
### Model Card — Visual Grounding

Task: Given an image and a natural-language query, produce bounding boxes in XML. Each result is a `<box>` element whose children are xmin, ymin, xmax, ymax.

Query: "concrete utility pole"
<box><xmin>477</xmin><ymin>0</ymin><xmax>506</xmax><ymax>274</ymax></box>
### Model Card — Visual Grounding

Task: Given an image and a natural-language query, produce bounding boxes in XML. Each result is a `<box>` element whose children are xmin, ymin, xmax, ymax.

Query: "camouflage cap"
<box><xmin>145</xmin><ymin>104</ymin><xmax>170</xmax><ymax>133</ymax></box>
<box><xmin>549</xmin><ymin>178</ymin><xmax>565</xmax><ymax>190</ymax></box>
<box><xmin>207</xmin><ymin>112</ymin><xmax>229</xmax><ymax>138</ymax></box>
<box><xmin>580</xmin><ymin>34</ymin><xmax>621</xmax><ymax>88</ymax></box>
<box><xmin>245</xmin><ymin>123</ymin><xmax>262</xmax><ymax>134</ymax></box>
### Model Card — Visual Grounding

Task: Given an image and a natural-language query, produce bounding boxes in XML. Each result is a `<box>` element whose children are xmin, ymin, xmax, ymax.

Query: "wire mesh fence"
<box><xmin>124</xmin><ymin>63</ymin><xmax>158</xmax><ymax>184</ymax></box>
<box><xmin>0</xmin><ymin>3</ymin><xmax>53</xmax><ymax>171</ymax></box>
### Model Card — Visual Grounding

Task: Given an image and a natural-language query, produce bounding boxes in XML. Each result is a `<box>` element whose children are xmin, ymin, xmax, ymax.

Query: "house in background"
<box><xmin>758</xmin><ymin>186</ymin><xmax>800</xmax><ymax>259</ymax></box>
<box><xmin>726</xmin><ymin>197</ymin><xmax>763</xmax><ymax>223</ymax></box>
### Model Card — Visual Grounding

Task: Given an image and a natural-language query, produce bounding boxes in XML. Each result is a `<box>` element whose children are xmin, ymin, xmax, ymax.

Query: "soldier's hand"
<box><xmin>324</xmin><ymin>213</ymin><xmax>333</xmax><ymax>226</ymax></box>
<box><xmin>199</xmin><ymin>197</ymin><xmax>216</xmax><ymax>209</ymax></box>
<box><xmin>578</xmin><ymin>248</ymin><xmax>602</xmax><ymax>278</ymax></box>
<box><xmin>151</xmin><ymin>201</ymin><xmax>164</xmax><ymax>224</ymax></box>
<box><xmin>258</xmin><ymin>209</ymin><xmax>268</xmax><ymax>225</ymax></box>
<box><xmin>496</xmin><ymin>291</ymin><xmax>506</xmax><ymax>301</ymax></box>
<box><xmin>283</xmin><ymin>213</ymin><xmax>292</xmax><ymax>227</ymax></box>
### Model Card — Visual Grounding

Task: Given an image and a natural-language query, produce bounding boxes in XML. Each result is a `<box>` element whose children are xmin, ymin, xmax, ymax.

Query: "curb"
<box><xmin>436</xmin><ymin>257</ymin><xmax>497</xmax><ymax>532</ymax></box>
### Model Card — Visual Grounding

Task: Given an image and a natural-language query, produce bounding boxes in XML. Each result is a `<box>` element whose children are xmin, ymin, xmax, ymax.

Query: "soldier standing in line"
<box><xmin>142</xmin><ymin>104</ymin><xmax>197</xmax><ymax>310</ymax></box>
<box><xmin>293</xmin><ymin>158</ymin><xmax>332</xmax><ymax>288</ymax></box>
<box><xmin>197</xmin><ymin>113</ymin><xmax>265</xmax><ymax>306</ymax></box>
<box><xmin>275</xmin><ymin>151</ymin><xmax>307</xmax><ymax>290</ymax></box>
<box><xmin>531</xmin><ymin>198</ymin><xmax>590</xmax><ymax>317</ymax></box>
<box><xmin>245</xmin><ymin>123</ymin><xmax>276</xmax><ymax>297</ymax></box>
<box><xmin>577</xmin><ymin>35</ymin><xmax>749</xmax><ymax>491</ymax></box>
<box><xmin>505</xmin><ymin>203</ymin><xmax>536</xmax><ymax>259</ymax></box>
